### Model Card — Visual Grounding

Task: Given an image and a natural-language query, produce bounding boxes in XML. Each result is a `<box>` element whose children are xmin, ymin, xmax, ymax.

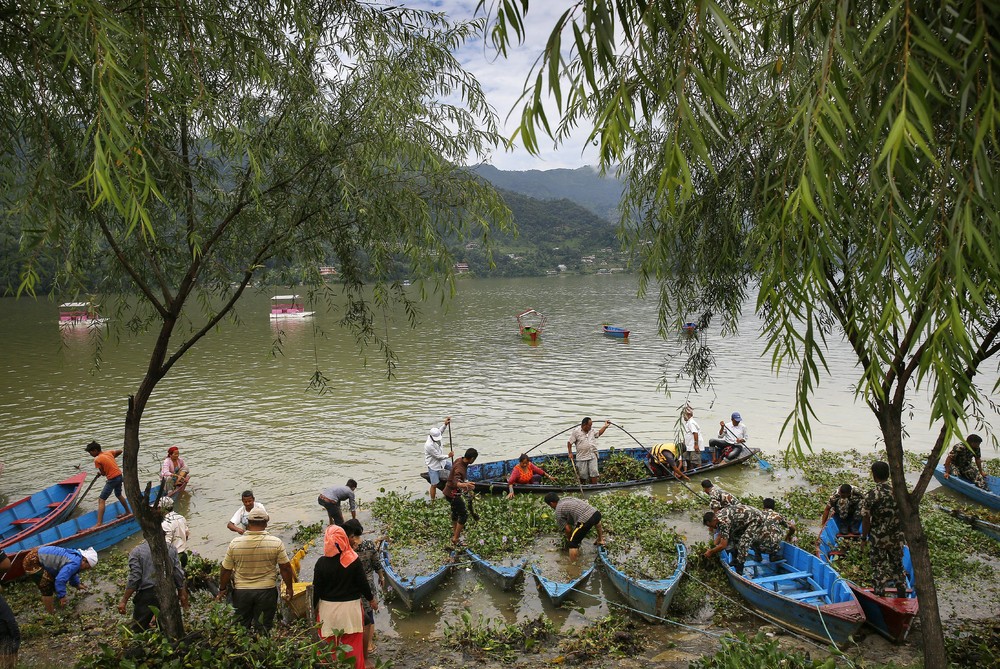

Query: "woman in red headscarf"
<box><xmin>313</xmin><ymin>524</ymin><xmax>376</xmax><ymax>668</ymax></box>
<box><xmin>160</xmin><ymin>446</ymin><xmax>190</xmax><ymax>495</ymax></box>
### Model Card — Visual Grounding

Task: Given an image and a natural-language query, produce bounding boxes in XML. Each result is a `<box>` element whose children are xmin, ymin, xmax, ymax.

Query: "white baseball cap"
<box><xmin>429</xmin><ymin>427</ymin><xmax>442</xmax><ymax>442</ymax></box>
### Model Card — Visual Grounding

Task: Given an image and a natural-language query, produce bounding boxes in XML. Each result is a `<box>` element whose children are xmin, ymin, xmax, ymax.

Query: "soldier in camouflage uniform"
<box><xmin>751</xmin><ymin>498</ymin><xmax>796</xmax><ymax>558</ymax></box>
<box><xmin>820</xmin><ymin>483</ymin><xmax>864</xmax><ymax>533</ymax></box>
<box><xmin>703</xmin><ymin>504</ymin><xmax>765</xmax><ymax>575</ymax></box>
<box><xmin>701</xmin><ymin>479</ymin><xmax>737</xmax><ymax>512</ymax></box>
<box><xmin>861</xmin><ymin>461</ymin><xmax>909</xmax><ymax>597</ymax></box>
<box><xmin>944</xmin><ymin>433</ymin><xmax>987</xmax><ymax>490</ymax></box>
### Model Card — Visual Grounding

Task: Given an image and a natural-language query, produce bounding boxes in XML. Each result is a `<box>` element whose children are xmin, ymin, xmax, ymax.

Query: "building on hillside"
<box><xmin>319</xmin><ymin>266</ymin><xmax>338</xmax><ymax>277</ymax></box>
<box><xmin>454</xmin><ymin>263</ymin><xmax>470</xmax><ymax>274</ymax></box>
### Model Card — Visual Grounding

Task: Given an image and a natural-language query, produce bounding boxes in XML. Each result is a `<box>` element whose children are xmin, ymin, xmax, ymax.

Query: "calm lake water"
<box><xmin>1</xmin><ymin>274</ymin><xmax>995</xmax><ymax>635</ymax></box>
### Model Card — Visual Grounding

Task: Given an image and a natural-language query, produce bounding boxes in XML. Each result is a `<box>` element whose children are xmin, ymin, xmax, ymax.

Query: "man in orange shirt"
<box><xmin>85</xmin><ymin>441</ymin><xmax>131</xmax><ymax>526</ymax></box>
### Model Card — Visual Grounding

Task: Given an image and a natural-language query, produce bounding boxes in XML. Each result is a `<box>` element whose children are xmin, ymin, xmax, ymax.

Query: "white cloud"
<box><xmin>399</xmin><ymin>0</ymin><xmax>598</xmax><ymax>171</ymax></box>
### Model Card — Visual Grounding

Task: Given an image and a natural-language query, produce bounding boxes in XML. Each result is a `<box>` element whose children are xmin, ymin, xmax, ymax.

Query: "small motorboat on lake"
<box><xmin>516</xmin><ymin>308</ymin><xmax>544</xmax><ymax>343</ymax></box>
<box><xmin>601</xmin><ymin>324</ymin><xmax>629</xmax><ymax>339</ymax></box>
<box><xmin>269</xmin><ymin>295</ymin><xmax>314</xmax><ymax>319</ymax></box>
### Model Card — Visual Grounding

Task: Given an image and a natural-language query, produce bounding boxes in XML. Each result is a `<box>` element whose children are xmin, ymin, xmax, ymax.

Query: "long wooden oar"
<box><xmin>76</xmin><ymin>472</ymin><xmax>102</xmax><ymax>504</ymax></box>
<box><xmin>721</xmin><ymin>423</ymin><xmax>772</xmax><ymax>471</ymax></box>
<box><xmin>523</xmin><ymin>424</ymin><xmax>579</xmax><ymax>458</ymax></box>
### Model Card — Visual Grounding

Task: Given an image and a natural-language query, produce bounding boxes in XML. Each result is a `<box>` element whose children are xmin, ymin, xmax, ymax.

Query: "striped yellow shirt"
<box><xmin>221</xmin><ymin>531</ymin><xmax>290</xmax><ymax>590</ymax></box>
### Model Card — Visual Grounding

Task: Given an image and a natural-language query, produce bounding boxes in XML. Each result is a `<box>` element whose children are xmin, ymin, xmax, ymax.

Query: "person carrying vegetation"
<box><xmin>701</xmin><ymin>479</ymin><xmax>736</xmax><ymax>512</ymax></box>
<box><xmin>567</xmin><ymin>417</ymin><xmax>611</xmax><ymax>484</ymax></box>
<box><xmin>708</xmin><ymin>412</ymin><xmax>748</xmax><ymax>464</ymax></box>
<box><xmin>25</xmin><ymin>546</ymin><xmax>97</xmax><ymax>613</ymax></box>
<box><xmin>648</xmin><ymin>442</ymin><xmax>689</xmax><ymax>480</ymax></box>
<box><xmin>342</xmin><ymin>519</ymin><xmax>384</xmax><ymax>669</ymax></box>
<box><xmin>702</xmin><ymin>504</ymin><xmax>765</xmax><ymax>576</ymax></box>
<box><xmin>424</xmin><ymin>417</ymin><xmax>453</xmax><ymax>502</ymax></box>
<box><xmin>861</xmin><ymin>461</ymin><xmax>909</xmax><ymax>598</ymax></box>
<box><xmin>444</xmin><ymin>448</ymin><xmax>479</xmax><ymax>547</ymax></box>
<box><xmin>944</xmin><ymin>433</ymin><xmax>988</xmax><ymax>490</ymax></box>
<box><xmin>318</xmin><ymin>479</ymin><xmax>359</xmax><ymax>526</ymax></box>
<box><xmin>820</xmin><ymin>483</ymin><xmax>863</xmax><ymax>533</ymax></box>
<box><xmin>85</xmin><ymin>440</ymin><xmax>130</xmax><ymax>526</ymax></box>
<box><xmin>507</xmin><ymin>453</ymin><xmax>556</xmax><ymax>498</ymax></box>
<box><xmin>227</xmin><ymin>490</ymin><xmax>266</xmax><ymax>534</ymax></box>
<box><xmin>544</xmin><ymin>492</ymin><xmax>605</xmax><ymax>560</ymax></box>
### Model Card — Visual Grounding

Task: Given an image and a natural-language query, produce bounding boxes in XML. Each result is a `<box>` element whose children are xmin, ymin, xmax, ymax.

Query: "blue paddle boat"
<box><xmin>531</xmin><ymin>559</ymin><xmax>596</xmax><ymax>606</ymax></box>
<box><xmin>601</xmin><ymin>324</ymin><xmax>630</xmax><ymax>339</ymax></box>
<box><xmin>380</xmin><ymin>543</ymin><xmax>455</xmax><ymax>610</ymax></box>
<box><xmin>466</xmin><ymin>549</ymin><xmax>528</xmax><ymax>591</ymax></box>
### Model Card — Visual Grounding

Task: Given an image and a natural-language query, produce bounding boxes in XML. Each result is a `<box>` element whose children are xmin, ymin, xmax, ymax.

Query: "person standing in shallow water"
<box><xmin>443</xmin><ymin>448</ymin><xmax>478</xmax><ymax>547</ymax></box>
<box><xmin>85</xmin><ymin>441</ymin><xmax>130</xmax><ymax>526</ymax></box>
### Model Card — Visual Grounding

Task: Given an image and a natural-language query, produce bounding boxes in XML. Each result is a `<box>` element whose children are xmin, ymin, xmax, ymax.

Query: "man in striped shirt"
<box><xmin>217</xmin><ymin>508</ymin><xmax>293</xmax><ymax>634</ymax></box>
<box><xmin>544</xmin><ymin>493</ymin><xmax>605</xmax><ymax>561</ymax></box>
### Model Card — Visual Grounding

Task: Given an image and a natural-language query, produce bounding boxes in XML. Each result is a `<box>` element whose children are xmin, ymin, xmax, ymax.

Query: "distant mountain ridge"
<box><xmin>471</xmin><ymin>164</ymin><xmax>623</xmax><ymax>221</ymax></box>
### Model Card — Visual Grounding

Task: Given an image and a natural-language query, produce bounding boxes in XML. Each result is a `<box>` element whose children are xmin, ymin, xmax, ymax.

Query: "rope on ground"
<box><xmin>678</xmin><ymin>567</ymin><xmax>857</xmax><ymax>664</ymax></box>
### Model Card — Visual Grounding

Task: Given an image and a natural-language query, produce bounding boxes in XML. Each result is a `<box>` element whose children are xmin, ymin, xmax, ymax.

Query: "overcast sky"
<box><xmin>401</xmin><ymin>0</ymin><xmax>598</xmax><ymax>172</ymax></box>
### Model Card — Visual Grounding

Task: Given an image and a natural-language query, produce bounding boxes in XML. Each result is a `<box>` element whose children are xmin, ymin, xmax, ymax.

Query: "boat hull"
<box><xmin>933</xmin><ymin>465</ymin><xmax>1000</xmax><ymax>510</ymax></box>
<box><xmin>0</xmin><ymin>472</ymin><xmax>88</xmax><ymax>551</ymax></box>
<box><xmin>817</xmin><ymin>518</ymin><xmax>918</xmax><ymax>642</ymax></box>
<box><xmin>380</xmin><ymin>544</ymin><xmax>454</xmax><ymax>610</ymax></box>
<box><xmin>531</xmin><ymin>561</ymin><xmax>595</xmax><ymax>606</ymax></box>
<box><xmin>721</xmin><ymin>541</ymin><xmax>865</xmax><ymax>646</ymax></box>
<box><xmin>599</xmin><ymin>543</ymin><xmax>686</xmax><ymax>623</ymax></box>
<box><xmin>1</xmin><ymin>485</ymin><xmax>162</xmax><ymax>583</ymax></box>
<box><xmin>421</xmin><ymin>446</ymin><xmax>755</xmax><ymax>495</ymax></box>
<box><xmin>938</xmin><ymin>505</ymin><xmax>1000</xmax><ymax>543</ymax></box>
<box><xmin>466</xmin><ymin>549</ymin><xmax>527</xmax><ymax>591</ymax></box>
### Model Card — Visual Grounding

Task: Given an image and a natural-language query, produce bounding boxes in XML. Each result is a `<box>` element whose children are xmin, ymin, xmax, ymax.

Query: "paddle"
<box><xmin>721</xmin><ymin>423</ymin><xmax>772</xmax><ymax>471</ymax></box>
<box><xmin>76</xmin><ymin>472</ymin><xmax>101</xmax><ymax>504</ymax></box>
<box><xmin>523</xmin><ymin>424</ymin><xmax>579</xmax><ymax>458</ymax></box>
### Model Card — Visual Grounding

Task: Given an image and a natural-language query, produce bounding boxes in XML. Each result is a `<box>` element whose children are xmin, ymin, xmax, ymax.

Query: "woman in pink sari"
<box><xmin>160</xmin><ymin>446</ymin><xmax>190</xmax><ymax>494</ymax></box>
<box><xmin>313</xmin><ymin>524</ymin><xmax>376</xmax><ymax>668</ymax></box>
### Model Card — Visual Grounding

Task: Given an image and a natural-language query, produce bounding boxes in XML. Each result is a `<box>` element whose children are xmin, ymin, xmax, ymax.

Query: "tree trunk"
<box><xmin>881</xmin><ymin>417</ymin><xmax>948</xmax><ymax>668</ymax></box>
<box><xmin>123</xmin><ymin>387</ymin><xmax>185</xmax><ymax>637</ymax></box>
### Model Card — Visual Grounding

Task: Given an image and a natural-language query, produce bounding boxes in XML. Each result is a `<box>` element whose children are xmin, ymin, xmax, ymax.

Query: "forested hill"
<box><xmin>457</xmin><ymin>189</ymin><xmax>628</xmax><ymax>277</ymax></box>
<box><xmin>471</xmin><ymin>164</ymin><xmax>623</xmax><ymax>221</ymax></box>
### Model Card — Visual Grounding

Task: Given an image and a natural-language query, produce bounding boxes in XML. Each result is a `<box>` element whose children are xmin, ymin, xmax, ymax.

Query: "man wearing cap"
<box><xmin>227</xmin><ymin>490</ymin><xmax>267</xmax><ymax>534</ymax></box>
<box><xmin>317</xmin><ymin>479</ymin><xmax>358</xmax><ymax>526</ymax></box>
<box><xmin>31</xmin><ymin>545</ymin><xmax>97</xmax><ymax>613</ymax></box>
<box><xmin>424</xmin><ymin>417</ymin><xmax>453</xmax><ymax>502</ymax></box>
<box><xmin>217</xmin><ymin>507</ymin><xmax>293</xmax><ymax>634</ymax></box>
<box><xmin>118</xmin><ymin>535</ymin><xmax>189</xmax><ymax>632</ymax></box>
<box><xmin>85</xmin><ymin>440</ymin><xmax>130</xmax><ymax>526</ymax></box>
<box><xmin>944</xmin><ymin>433</ymin><xmax>989</xmax><ymax>490</ymax></box>
<box><xmin>160</xmin><ymin>497</ymin><xmax>191</xmax><ymax>568</ymax></box>
<box><xmin>709</xmin><ymin>412</ymin><xmax>748</xmax><ymax>464</ymax></box>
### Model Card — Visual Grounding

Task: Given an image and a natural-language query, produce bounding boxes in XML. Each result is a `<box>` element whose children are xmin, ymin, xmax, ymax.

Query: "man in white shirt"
<box><xmin>682</xmin><ymin>407</ymin><xmax>702</xmax><ymax>471</ymax></box>
<box><xmin>709</xmin><ymin>412</ymin><xmax>749</xmax><ymax>464</ymax></box>
<box><xmin>159</xmin><ymin>496</ymin><xmax>191</xmax><ymax>567</ymax></box>
<box><xmin>424</xmin><ymin>416</ymin><xmax>453</xmax><ymax>501</ymax></box>
<box><xmin>227</xmin><ymin>490</ymin><xmax>267</xmax><ymax>534</ymax></box>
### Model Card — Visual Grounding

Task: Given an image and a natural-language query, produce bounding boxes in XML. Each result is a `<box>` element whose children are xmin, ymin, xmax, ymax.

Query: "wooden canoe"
<box><xmin>937</xmin><ymin>505</ymin><xmax>1000</xmax><ymax>543</ymax></box>
<box><xmin>933</xmin><ymin>464</ymin><xmax>1000</xmax><ymax>510</ymax></box>
<box><xmin>599</xmin><ymin>543</ymin><xmax>686</xmax><ymax>623</ymax></box>
<box><xmin>0</xmin><ymin>472</ymin><xmax>88</xmax><ymax>550</ymax></box>
<box><xmin>421</xmin><ymin>446</ymin><xmax>755</xmax><ymax>495</ymax></box>
<box><xmin>1</xmin><ymin>485</ymin><xmax>163</xmax><ymax>583</ymax></box>
<box><xmin>720</xmin><ymin>541</ymin><xmax>865</xmax><ymax>645</ymax></box>
<box><xmin>817</xmin><ymin>518</ymin><xmax>918</xmax><ymax>642</ymax></box>
<box><xmin>379</xmin><ymin>544</ymin><xmax>455</xmax><ymax>610</ymax></box>
<box><xmin>601</xmin><ymin>325</ymin><xmax>630</xmax><ymax>339</ymax></box>
<box><xmin>465</xmin><ymin>549</ymin><xmax>527</xmax><ymax>591</ymax></box>
<box><xmin>531</xmin><ymin>559</ymin><xmax>596</xmax><ymax>606</ymax></box>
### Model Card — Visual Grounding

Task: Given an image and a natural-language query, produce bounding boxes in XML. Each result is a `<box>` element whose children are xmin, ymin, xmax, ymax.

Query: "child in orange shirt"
<box><xmin>85</xmin><ymin>441</ymin><xmax>131</xmax><ymax>525</ymax></box>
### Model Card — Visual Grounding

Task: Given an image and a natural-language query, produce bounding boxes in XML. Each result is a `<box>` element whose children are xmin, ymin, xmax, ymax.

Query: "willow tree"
<box><xmin>2</xmin><ymin>0</ymin><xmax>510</xmax><ymax>637</ymax></box>
<box><xmin>478</xmin><ymin>0</ymin><xmax>999</xmax><ymax>665</ymax></box>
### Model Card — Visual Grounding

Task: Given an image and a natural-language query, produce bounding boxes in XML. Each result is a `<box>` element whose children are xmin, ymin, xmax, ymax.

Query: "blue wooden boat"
<box><xmin>0</xmin><ymin>472</ymin><xmax>88</xmax><ymax>550</ymax></box>
<box><xmin>422</xmin><ymin>446</ymin><xmax>755</xmax><ymax>495</ymax></box>
<box><xmin>817</xmin><ymin>518</ymin><xmax>918</xmax><ymax>642</ymax></box>
<box><xmin>0</xmin><ymin>485</ymin><xmax>163</xmax><ymax>583</ymax></box>
<box><xmin>530</xmin><ymin>559</ymin><xmax>596</xmax><ymax>606</ymax></box>
<box><xmin>938</xmin><ymin>505</ymin><xmax>1000</xmax><ymax>543</ymax></box>
<box><xmin>719</xmin><ymin>541</ymin><xmax>864</xmax><ymax>645</ymax></box>
<box><xmin>601</xmin><ymin>324</ymin><xmax>630</xmax><ymax>339</ymax></box>
<box><xmin>933</xmin><ymin>464</ymin><xmax>1000</xmax><ymax>510</ymax></box>
<box><xmin>599</xmin><ymin>543</ymin><xmax>686</xmax><ymax>623</ymax></box>
<box><xmin>466</xmin><ymin>549</ymin><xmax>527</xmax><ymax>591</ymax></box>
<box><xmin>380</xmin><ymin>543</ymin><xmax>455</xmax><ymax>610</ymax></box>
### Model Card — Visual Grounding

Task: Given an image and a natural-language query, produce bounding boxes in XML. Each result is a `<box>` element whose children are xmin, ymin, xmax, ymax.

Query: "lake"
<box><xmin>3</xmin><ymin>273</ymin><xmax>997</xmax><ymax>638</ymax></box>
